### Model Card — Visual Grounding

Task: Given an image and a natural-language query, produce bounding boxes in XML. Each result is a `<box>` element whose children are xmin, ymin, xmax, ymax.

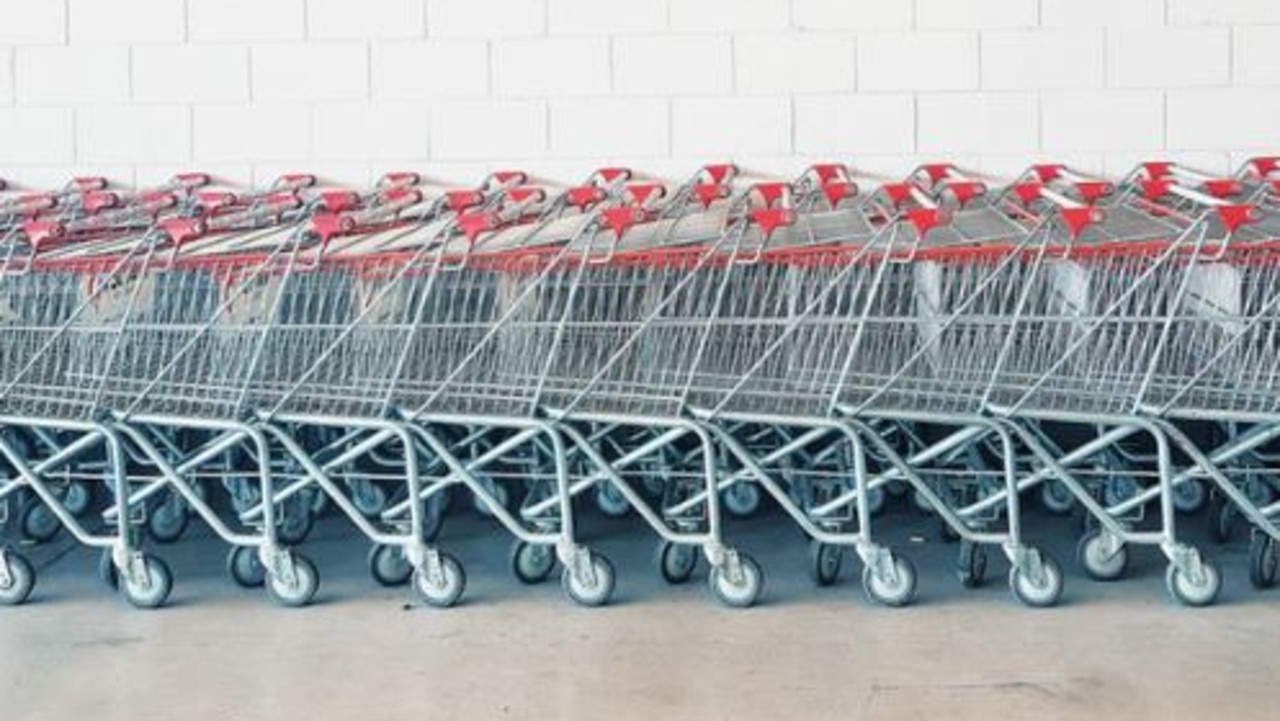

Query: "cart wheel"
<box><xmin>1249</xmin><ymin>533</ymin><xmax>1278</xmax><ymax>590</ymax></box>
<box><xmin>422</xmin><ymin>492</ymin><xmax>445</xmax><ymax>543</ymax></box>
<box><xmin>1207</xmin><ymin>497</ymin><xmax>1235</xmax><ymax>544</ymax></box>
<box><xmin>510</xmin><ymin>540</ymin><xmax>555</xmax><ymax>585</ymax></box>
<box><xmin>227</xmin><ymin>546</ymin><xmax>267</xmax><ymax>588</ymax></box>
<box><xmin>709</xmin><ymin>553</ymin><xmax>763</xmax><ymax>608</ymax></box>
<box><xmin>276</xmin><ymin>500</ymin><xmax>315</xmax><ymax>546</ymax></box>
<box><xmin>658</xmin><ymin>540</ymin><xmax>698</xmax><ymax>584</ymax></box>
<box><xmin>1040</xmin><ymin>481</ymin><xmax>1075</xmax><ymax>515</ymax></box>
<box><xmin>62</xmin><ymin>481</ymin><xmax>92</xmax><ymax>516</ymax></box>
<box><xmin>808</xmin><ymin>541</ymin><xmax>843</xmax><ymax>586</ymax></box>
<box><xmin>1077</xmin><ymin>531</ymin><xmax>1128</xmax><ymax>582</ymax></box>
<box><xmin>957</xmin><ymin>540</ymin><xmax>987</xmax><ymax>588</ymax></box>
<box><xmin>911</xmin><ymin>488</ymin><xmax>933</xmax><ymax>513</ymax></box>
<box><xmin>1009</xmin><ymin>552</ymin><xmax>1064</xmax><ymax>608</ymax></box>
<box><xmin>864</xmin><ymin>486</ymin><xmax>887</xmax><ymax>517</ymax></box>
<box><xmin>722</xmin><ymin>483</ymin><xmax>762</xmax><ymax>518</ymax></box>
<box><xmin>98</xmin><ymin>549</ymin><xmax>119</xmax><ymax>590</ymax></box>
<box><xmin>561</xmin><ymin>552</ymin><xmax>615</xmax><ymax>607</ymax></box>
<box><xmin>471</xmin><ymin>476</ymin><xmax>509</xmax><ymax>518</ymax></box>
<box><xmin>862</xmin><ymin>553</ymin><xmax>917</xmax><ymax>607</ymax></box>
<box><xmin>0</xmin><ymin>550</ymin><xmax>35</xmax><ymax>606</ymax></box>
<box><xmin>413</xmin><ymin>554</ymin><xmax>466</xmax><ymax>608</ymax></box>
<box><xmin>147</xmin><ymin>496</ymin><xmax>189</xmax><ymax>544</ymax></box>
<box><xmin>350</xmin><ymin>479</ymin><xmax>388</xmax><ymax>518</ymax></box>
<box><xmin>265</xmin><ymin>554</ymin><xmax>320</xmax><ymax>608</ymax></box>
<box><xmin>1165</xmin><ymin>558</ymin><xmax>1221</xmax><ymax>607</ymax></box>
<box><xmin>368</xmin><ymin>543</ymin><xmax>412</xmax><ymax>587</ymax></box>
<box><xmin>19</xmin><ymin>500</ymin><xmax>60</xmax><ymax>544</ymax></box>
<box><xmin>594</xmin><ymin>482</ymin><xmax>630</xmax><ymax>518</ymax></box>
<box><xmin>1173</xmin><ymin>479</ymin><xmax>1207</xmax><ymax>514</ymax></box>
<box><xmin>120</xmin><ymin>554</ymin><xmax>173</xmax><ymax>610</ymax></box>
<box><xmin>938</xmin><ymin>519</ymin><xmax>961</xmax><ymax>543</ymax></box>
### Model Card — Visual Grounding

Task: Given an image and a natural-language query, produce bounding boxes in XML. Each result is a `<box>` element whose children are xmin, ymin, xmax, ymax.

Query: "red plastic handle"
<box><xmin>1140</xmin><ymin>179</ymin><xmax>1173</xmax><ymax>201</ymax></box>
<box><xmin>444</xmin><ymin>190</ymin><xmax>484</xmax><ymax>213</ymax></box>
<box><xmin>748</xmin><ymin>208</ymin><xmax>796</xmax><ymax>239</ymax></box>
<box><xmin>751</xmin><ymin>183</ymin><xmax>790</xmax><ymax>208</ymax></box>
<box><xmin>16</xmin><ymin>193</ymin><xmax>56</xmax><ymax>215</ymax></box>
<box><xmin>260</xmin><ymin>191</ymin><xmax>303</xmax><ymax>211</ymax></box>
<box><xmin>920</xmin><ymin>164</ymin><xmax>956</xmax><ymax>184</ymax></box>
<box><xmin>319</xmin><ymin>190</ymin><xmax>361</xmax><ymax>213</ymax></box>
<box><xmin>1217</xmin><ymin>204</ymin><xmax>1260</xmax><ymax>233</ymax></box>
<box><xmin>379</xmin><ymin>171</ymin><xmax>421</xmax><ymax>188</ymax></box>
<box><xmin>821</xmin><ymin>181</ymin><xmax>857</xmax><ymax>207</ymax></box>
<box><xmin>457</xmin><ymin>211</ymin><xmax>499</xmax><ymax>243</ymax></box>
<box><xmin>943</xmin><ymin>180</ymin><xmax>985</xmax><ymax>206</ymax></box>
<box><xmin>593</xmin><ymin>167</ymin><xmax>632</xmax><ymax>185</ymax></box>
<box><xmin>81</xmin><ymin>191</ymin><xmax>120</xmax><ymax>214</ymax></box>
<box><xmin>880</xmin><ymin>183</ymin><xmax>914</xmax><ymax>208</ymax></box>
<box><xmin>507</xmin><ymin>187</ymin><xmax>547</xmax><ymax>205</ymax></box>
<box><xmin>906</xmin><ymin>208</ymin><xmax>948</xmax><ymax>235</ymax></box>
<box><xmin>489</xmin><ymin>170</ymin><xmax>527</xmax><ymax>188</ymax></box>
<box><xmin>1142</xmin><ymin>162</ymin><xmax>1172</xmax><ymax>180</ymax></box>
<box><xmin>1060</xmin><ymin>207</ymin><xmax>1105</xmax><ymax>239</ymax></box>
<box><xmin>21</xmin><ymin>220</ymin><xmax>64</xmax><ymax>249</ymax></box>
<box><xmin>602</xmin><ymin>206</ymin><xmax>647</xmax><ymax>238</ymax></box>
<box><xmin>140</xmin><ymin>191</ymin><xmax>178</xmax><ymax>213</ymax></box>
<box><xmin>1012</xmin><ymin>182</ymin><xmax>1043</xmax><ymax>205</ymax></box>
<box><xmin>276</xmin><ymin>173</ymin><xmax>317</xmax><ymax>190</ymax></box>
<box><xmin>1203</xmin><ymin>179</ymin><xmax>1242</xmax><ymax>199</ymax></box>
<box><xmin>72</xmin><ymin>176</ymin><xmax>108</xmax><ymax>192</ymax></box>
<box><xmin>160</xmin><ymin>217</ymin><xmax>208</xmax><ymax>246</ymax></box>
<box><xmin>1074</xmin><ymin>181</ymin><xmax>1113</xmax><ymax>204</ymax></box>
<box><xmin>380</xmin><ymin>187</ymin><xmax>423</xmax><ymax>207</ymax></box>
<box><xmin>309</xmin><ymin>212</ymin><xmax>356</xmax><ymax>243</ymax></box>
<box><xmin>1249</xmin><ymin>157</ymin><xmax>1280</xmax><ymax>177</ymax></box>
<box><xmin>197</xmin><ymin>191</ymin><xmax>240</xmax><ymax>213</ymax></box>
<box><xmin>700</xmin><ymin>164</ymin><xmax>737</xmax><ymax>185</ymax></box>
<box><xmin>624</xmin><ymin>183</ymin><xmax>665</xmax><ymax>207</ymax></box>
<box><xmin>693</xmin><ymin>183</ymin><xmax>729</xmax><ymax>208</ymax></box>
<box><xmin>809</xmin><ymin>164</ymin><xmax>848</xmax><ymax>184</ymax></box>
<box><xmin>566</xmin><ymin>186</ymin><xmax>607</xmax><ymax>209</ymax></box>
<box><xmin>172</xmin><ymin>172</ymin><xmax>211</xmax><ymax>189</ymax></box>
<box><xmin>1031</xmin><ymin>164</ymin><xmax>1063</xmax><ymax>182</ymax></box>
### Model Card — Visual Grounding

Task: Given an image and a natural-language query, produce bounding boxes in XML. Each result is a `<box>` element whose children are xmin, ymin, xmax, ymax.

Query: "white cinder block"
<box><xmin>1041</xmin><ymin>91</ymin><xmax>1163</xmax><ymax>151</ymax></box>
<box><xmin>1169</xmin><ymin>0</ymin><xmax>1280</xmax><ymax>24</ymax></box>
<box><xmin>672</xmin><ymin>97</ymin><xmax>790</xmax><ymax>156</ymax></box>
<box><xmin>78</xmin><ymin>106</ymin><xmax>190</xmax><ymax>164</ymax></box>
<box><xmin>312</xmin><ymin>102</ymin><xmax>430</xmax><ymax>161</ymax></box>
<box><xmin>550</xmin><ymin>99</ymin><xmax>668</xmax><ymax>156</ymax></box>
<box><xmin>614</xmin><ymin>36</ymin><xmax>732</xmax><ymax>95</ymax></box>
<box><xmin>0</xmin><ymin>108</ymin><xmax>72</xmax><ymax>163</ymax></box>
<box><xmin>982</xmin><ymin>30</ymin><xmax>1103</xmax><ymax>90</ymax></box>
<box><xmin>858</xmin><ymin>32</ymin><xmax>978</xmax><ymax>92</ymax></box>
<box><xmin>794</xmin><ymin>95</ymin><xmax>915</xmax><ymax>155</ymax></box>
<box><xmin>427</xmin><ymin>0</ymin><xmax>546</xmax><ymax>37</ymax></box>
<box><xmin>69</xmin><ymin>0</ymin><xmax>184</xmax><ymax>44</ymax></box>
<box><xmin>1041</xmin><ymin>0</ymin><xmax>1164</xmax><ymax>27</ymax></box>
<box><xmin>1107</xmin><ymin>28</ymin><xmax>1230</xmax><ymax>88</ymax></box>
<box><xmin>917</xmin><ymin>0</ymin><xmax>1038</xmax><ymax>29</ymax></box>
<box><xmin>548</xmin><ymin>0</ymin><xmax>666</xmax><ymax>35</ymax></box>
<box><xmin>1168</xmin><ymin>88</ymin><xmax>1280</xmax><ymax>149</ymax></box>
<box><xmin>735</xmin><ymin>35</ymin><xmax>855</xmax><ymax>94</ymax></box>
<box><xmin>16</xmin><ymin>47</ymin><xmax>130</xmax><ymax>105</ymax></box>
<box><xmin>189</xmin><ymin>0</ymin><xmax>305</xmax><ymax>42</ymax></box>
<box><xmin>493</xmin><ymin>38</ymin><xmax>610</xmax><ymax>98</ymax></box>
<box><xmin>253</xmin><ymin>162</ymin><xmax>373</xmax><ymax>188</ymax></box>
<box><xmin>194</xmin><ymin>105</ymin><xmax>311</xmax><ymax>162</ymax></box>
<box><xmin>132</xmin><ymin>46</ymin><xmax>250</xmax><ymax>103</ymax></box>
<box><xmin>372</xmin><ymin>41</ymin><xmax>488</xmax><ymax>100</ymax></box>
<box><xmin>792</xmin><ymin>0</ymin><xmax>912</xmax><ymax>31</ymax></box>
<box><xmin>431</xmin><ymin>100</ymin><xmax>547</xmax><ymax>159</ymax></box>
<box><xmin>252</xmin><ymin>43</ymin><xmax>368</xmax><ymax>102</ymax></box>
<box><xmin>307</xmin><ymin>0</ymin><xmax>425</xmax><ymax>39</ymax></box>
<box><xmin>1233</xmin><ymin>27</ymin><xmax>1280</xmax><ymax>86</ymax></box>
<box><xmin>670</xmin><ymin>0</ymin><xmax>789</xmax><ymax>32</ymax></box>
<box><xmin>917</xmin><ymin>93</ymin><xmax>1038</xmax><ymax>154</ymax></box>
<box><xmin>0</xmin><ymin>0</ymin><xmax>65</xmax><ymax>44</ymax></box>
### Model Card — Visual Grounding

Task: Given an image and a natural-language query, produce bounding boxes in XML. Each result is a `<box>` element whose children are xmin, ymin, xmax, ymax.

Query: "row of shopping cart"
<box><xmin>1</xmin><ymin>157</ymin><xmax>1279</xmax><ymax>611</ymax></box>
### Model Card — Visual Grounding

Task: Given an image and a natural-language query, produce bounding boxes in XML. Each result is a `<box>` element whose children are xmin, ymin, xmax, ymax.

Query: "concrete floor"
<box><xmin>1</xmin><ymin>504</ymin><xmax>1278</xmax><ymax>721</ymax></box>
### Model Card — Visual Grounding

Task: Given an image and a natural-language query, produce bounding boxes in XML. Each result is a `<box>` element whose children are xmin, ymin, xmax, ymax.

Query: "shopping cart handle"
<box><xmin>1139</xmin><ymin>179</ymin><xmax>1174</xmax><ymax>201</ymax></box>
<box><xmin>159</xmin><ymin>218</ymin><xmax>208</xmax><ymax>247</ymax></box>
<box><xmin>81</xmin><ymin>191</ymin><xmax>119</xmax><ymax>214</ymax></box>
<box><xmin>1074</xmin><ymin>181</ymin><xmax>1113</xmax><ymax>203</ymax></box>
<box><xmin>378</xmin><ymin>171</ymin><xmax>421</xmax><ymax>188</ymax></box>
<box><xmin>15</xmin><ymin>193</ymin><xmax>56</xmax><ymax>215</ymax></box>
<box><xmin>809</xmin><ymin>164</ymin><xmax>849</xmax><ymax>184</ymax></box>
<box><xmin>748</xmin><ymin>208</ymin><xmax>795</xmax><ymax>239</ymax></box>
<box><xmin>693</xmin><ymin>183</ymin><xmax>730</xmax><ymax>208</ymax></box>
<box><xmin>308</xmin><ymin>211</ymin><xmax>356</xmax><ymax>243</ymax></box>
<box><xmin>379</xmin><ymin>187</ymin><xmax>423</xmax><ymax>207</ymax></box>
<box><xmin>276</xmin><ymin>173</ymin><xmax>317</xmax><ymax>190</ymax></box>
<box><xmin>751</xmin><ymin>183</ymin><xmax>790</xmax><ymax>208</ymax></box>
<box><xmin>566</xmin><ymin>186</ymin><xmax>607</xmax><ymax>209</ymax></box>
<box><xmin>1060</xmin><ymin>207</ymin><xmax>1104</xmax><ymax>239</ymax></box>
<box><xmin>624</xmin><ymin>183</ymin><xmax>665</xmax><ymax>207</ymax></box>
<box><xmin>601</xmin><ymin>206</ymin><xmax>647</xmax><ymax>238</ymax></box>
<box><xmin>1031</xmin><ymin>164</ymin><xmax>1063</xmax><ymax>182</ymax></box>
<box><xmin>1216</xmin><ymin>204</ymin><xmax>1261</xmax><ymax>233</ymax></box>
<box><xmin>319</xmin><ymin>190</ymin><xmax>361</xmax><ymax>213</ymax></box>
<box><xmin>1012</xmin><ymin>182</ymin><xmax>1044</xmax><ymax>206</ymax></box>
<box><xmin>71</xmin><ymin>176</ymin><xmax>108</xmax><ymax>192</ymax></box>
<box><xmin>139</xmin><ymin>191</ymin><xmax>178</xmax><ymax>214</ymax></box>
<box><xmin>1202</xmin><ymin>179</ymin><xmax>1243</xmax><ymax>199</ymax></box>
<box><xmin>172</xmin><ymin>172</ymin><xmax>211</xmax><ymax>189</ymax></box>
<box><xmin>260</xmin><ymin>191</ymin><xmax>304</xmax><ymax>212</ymax></box>
<box><xmin>1248</xmin><ymin>157</ymin><xmax>1280</xmax><ymax>177</ymax></box>
<box><xmin>488</xmin><ymin>170</ymin><xmax>528</xmax><ymax>189</ymax></box>
<box><xmin>920</xmin><ymin>163</ymin><xmax>957</xmax><ymax>183</ymax></box>
<box><xmin>196</xmin><ymin>191</ymin><xmax>240</xmax><ymax>213</ymax></box>
<box><xmin>906</xmin><ymin>208</ymin><xmax>947</xmax><ymax>236</ymax></box>
<box><xmin>21</xmin><ymin>220</ymin><xmax>64</xmax><ymax>250</ymax></box>
<box><xmin>456</xmin><ymin>210</ymin><xmax>499</xmax><ymax>242</ymax></box>
<box><xmin>821</xmin><ymin>181</ymin><xmax>857</xmax><ymax>207</ymax></box>
<box><xmin>1142</xmin><ymin>162</ymin><xmax>1173</xmax><ymax>180</ymax></box>
<box><xmin>592</xmin><ymin>167</ymin><xmax>631</xmax><ymax>186</ymax></box>
<box><xmin>943</xmin><ymin>180</ymin><xmax>985</xmax><ymax>207</ymax></box>
<box><xmin>880</xmin><ymin>182</ymin><xmax>915</xmax><ymax>208</ymax></box>
<box><xmin>506</xmin><ymin>187</ymin><xmax>547</xmax><ymax>206</ymax></box>
<box><xmin>700</xmin><ymin>164</ymin><xmax>737</xmax><ymax>185</ymax></box>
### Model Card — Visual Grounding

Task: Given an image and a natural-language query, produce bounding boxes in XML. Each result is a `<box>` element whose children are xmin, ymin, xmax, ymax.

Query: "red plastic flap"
<box><xmin>444</xmin><ymin>190</ymin><xmax>484</xmax><ymax>213</ymax></box>
<box><xmin>197</xmin><ymin>191</ymin><xmax>239</xmax><ymax>212</ymax></box>
<box><xmin>160</xmin><ymin>218</ymin><xmax>208</xmax><ymax>246</ymax></box>
<box><xmin>380</xmin><ymin>187</ymin><xmax>423</xmax><ymax>207</ymax></box>
<box><xmin>457</xmin><ymin>211</ymin><xmax>499</xmax><ymax>242</ymax></box>
<box><xmin>1270</xmin><ymin>180</ymin><xmax>1280</xmax><ymax>196</ymax></box>
<box><xmin>920</xmin><ymin>163</ymin><xmax>955</xmax><ymax>183</ymax></box>
<box><xmin>1216</xmin><ymin>204</ymin><xmax>1260</xmax><ymax>233</ymax></box>
<box><xmin>694</xmin><ymin>183</ymin><xmax>729</xmax><ymax>208</ymax></box>
<box><xmin>748</xmin><ymin>208</ymin><xmax>796</xmax><ymax>239</ymax></box>
<box><xmin>16</xmin><ymin>193</ymin><xmax>56</xmax><ymax>215</ymax></box>
<box><xmin>809</xmin><ymin>164</ymin><xmax>847</xmax><ymax>184</ymax></box>
<box><xmin>261</xmin><ymin>191</ymin><xmax>302</xmax><ymax>211</ymax></box>
<box><xmin>81</xmin><ymin>191</ymin><xmax>119</xmax><ymax>214</ymax></box>
<box><xmin>700</xmin><ymin>164</ymin><xmax>736</xmax><ymax>184</ymax></box>
<box><xmin>1140</xmin><ymin>179</ymin><xmax>1173</xmax><ymax>200</ymax></box>
<box><xmin>507</xmin><ymin>187</ymin><xmax>546</xmax><ymax>205</ymax></box>
<box><xmin>379</xmin><ymin>171</ymin><xmax>421</xmax><ymax>188</ymax></box>
<box><xmin>1060</xmin><ymin>207</ymin><xmax>1103</xmax><ymax>239</ymax></box>
<box><xmin>1250</xmin><ymin>157</ymin><xmax>1280</xmax><ymax>177</ymax></box>
<box><xmin>21</xmin><ymin>220</ymin><xmax>64</xmax><ymax>249</ymax></box>
<box><xmin>72</xmin><ymin>176</ymin><xmax>108</xmax><ymax>192</ymax></box>
<box><xmin>1203</xmin><ymin>179</ymin><xmax>1242</xmax><ymax>199</ymax></box>
<box><xmin>566</xmin><ymin>186</ymin><xmax>607</xmax><ymax>209</ymax></box>
<box><xmin>309</xmin><ymin>212</ymin><xmax>356</xmax><ymax>242</ymax></box>
<box><xmin>1074</xmin><ymin>181</ymin><xmax>1113</xmax><ymax>204</ymax></box>
<box><xmin>1012</xmin><ymin>182</ymin><xmax>1043</xmax><ymax>205</ymax></box>
<box><xmin>752</xmin><ymin>182</ymin><xmax>790</xmax><ymax>208</ymax></box>
<box><xmin>320</xmin><ymin>190</ymin><xmax>360</xmax><ymax>213</ymax></box>
<box><xmin>276</xmin><ymin>173</ymin><xmax>317</xmax><ymax>189</ymax></box>
<box><xmin>906</xmin><ymin>208</ymin><xmax>946</xmax><ymax>235</ymax></box>
<box><xmin>821</xmin><ymin>181</ymin><xmax>857</xmax><ymax>207</ymax></box>
<box><xmin>490</xmin><ymin>170</ymin><xmax>527</xmax><ymax>188</ymax></box>
<box><xmin>1031</xmin><ymin>164</ymin><xmax>1062</xmax><ymax>182</ymax></box>
<box><xmin>140</xmin><ymin>191</ymin><xmax>178</xmax><ymax>213</ymax></box>
<box><xmin>1142</xmin><ymin>162</ymin><xmax>1172</xmax><ymax>180</ymax></box>
<box><xmin>881</xmin><ymin>183</ymin><xmax>913</xmax><ymax>208</ymax></box>
<box><xmin>945</xmin><ymin>180</ymin><xmax>986</xmax><ymax>206</ymax></box>
<box><xmin>173</xmin><ymin>172</ymin><xmax>211</xmax><ymax>189</ymax></box>
<box><xmin>602</xmin><ymin>206</ymin><xmax>647</xmax><ymax>238</ymax></box>
<box><xmin>593</xmin><ymin>167</ymin><xmax>631</xmax><ymax>185</ymax></box>
<box><xmin>625</xmin><ymin>183</ymin><xmax>665</xmax><ymax>207</ymax></box>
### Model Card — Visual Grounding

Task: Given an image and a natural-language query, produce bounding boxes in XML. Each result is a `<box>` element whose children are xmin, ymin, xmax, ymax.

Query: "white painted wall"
<box><xmin>0</xmin><ymin>0</ymin><xmax>1276</xmax><ymax>188</ymax></box>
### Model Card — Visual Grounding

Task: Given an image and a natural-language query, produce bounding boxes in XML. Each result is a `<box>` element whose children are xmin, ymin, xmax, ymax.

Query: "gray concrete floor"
<box><xmin>2</xmin><ymin>503</ymin><xmax>1278</xmax><ymax>721</ymax></box>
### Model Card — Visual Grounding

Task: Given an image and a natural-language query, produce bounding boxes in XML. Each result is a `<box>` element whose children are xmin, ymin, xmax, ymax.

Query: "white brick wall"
<box><xmin>0</xmin><ymin>0</ymin><xmax>1275</xmax><ymax>186</ymax></box>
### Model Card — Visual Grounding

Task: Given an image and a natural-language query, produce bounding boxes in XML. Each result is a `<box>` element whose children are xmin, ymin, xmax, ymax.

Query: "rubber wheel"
<box><xmin>659</xmin><ymin>541</ymin><xmax>698</xmax><ymax>584</ymax></box>
<box><xmin>1009</xmin><ymin>552</ymin><xmax>1064</xmax><ymax>608</ymax></box>
<box><xmin>723</xmin><ymin>483</ymin><xmax>762</xmax><ymax>518</ymax></box>
<box><xmin>368</xmin><ymin>543</ymin><xmax>412</xmax><ymax>587</ymax></box>
<box><xmin>938</xmin><ymin>519</ymin><xmax>960</xmax><ymax>543</ymax></box>
<box><xmin>120</xmin><ymin>554</ymin><xmax>173</xmax><ymax>610</ymax></box>
<box><xmin>708</xmin><ymin>553</ymin><xmax>763</xmax><ymax>608</ymax></box>
<box><xmin>1040</xmin><ymin>481</ymin><xmax>1076</xmax><ymax>515</ymax></box>
<box><xmin>808</xmin><ymin>541</ymin><xmax>843</xmax><ymax>586</ymax></box>
<box><xmin>1207</xmin><ymin>497</ymin><xmax>1235</xmax><ymax>544</ymax></box>
<box><xmin>62</xmin><ymin>481</ymin><xmax>92</xmax><ymax>516</ymax></box>
<box><xmin>471</xmin><ymin>477</ymin><xmax>509</xmax><ymax>518</ymax></box>
<box><xmin>864</xmin><ymin>486</ymin><xmax>887</xmax><ymax>517</ymax></box>
<box><xmin>1077</xmin><ymin>531</ymin><xmax>1129</xmax><ymax>582</ymax></box>
<box><xmin>350</xmin><ymin>479</ymin><xmax>388</xmax><ymax>518</ymax></box>
<box><xmin>595</xmin><ymin>482</ymin><xmax>630</xmax><ymax>518</ymax></box>
<box><xmin>19</xmin><ymin>500</ymin><xmax>60</xmax><ymax>544</ymax></box>
<box><xmin>147</xmin><ymin>496</ymin><xmax>190</xmax><ymax>544</ymax></box>
<box><xmin>227</xmin><ymin>546</ymin><xmax>267</xmax><ymax>588</ymax></box>
<box><xmin>1250</xmin><ymin>533</ymin><xmax>1278</xmax><ymax>590</ymax></box>
<box><xmin>862</xmin><ymin>553</ymin><xmax>917</xmax><ymax>607</ymax></box>
<box><xmin>1166</xmin><ymin>558</ymin><xmax>1221</xmax><ymax>607</ymax></box>
<box><xmin>1173</xmin><ymin>479</ymin><xmax>1208</xmax><ymax>514</ymax></box>
<box><xmin>265</xmin><ymin>554</ymin><xmax>320</xmax><ymax>608</ymax></box>
<box><xmin>421</xmin><ymin>493</ymin><xmax>445</xmax><ymax>543</ymax></box>
<box><xmin>276</xmin><ymin>500</ymin><xmax>315</xmax><ymax>546</ymax></box>
<box><xmin>957</xmin><ymin>541</ymin><xmax>988</xmax><ymax>588</ymax></box>
<box><xmin>511</xmin><ymin>541</ymin><xmax>555</xmax><ymax>585</ymax></box>
<box><xmin>0</xmin><ymin>551</ymin><xmax>35</xmax><ymax>606</ymax></box>
<box><xmin>412</xmin><ymin>554</ymin><xmax>466</xmax><ymax>608</ymax></box>
<box><xmin>561</xmin><ymin>552</ymin><xmax>615</xmax><ymax>607</ymax></box>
